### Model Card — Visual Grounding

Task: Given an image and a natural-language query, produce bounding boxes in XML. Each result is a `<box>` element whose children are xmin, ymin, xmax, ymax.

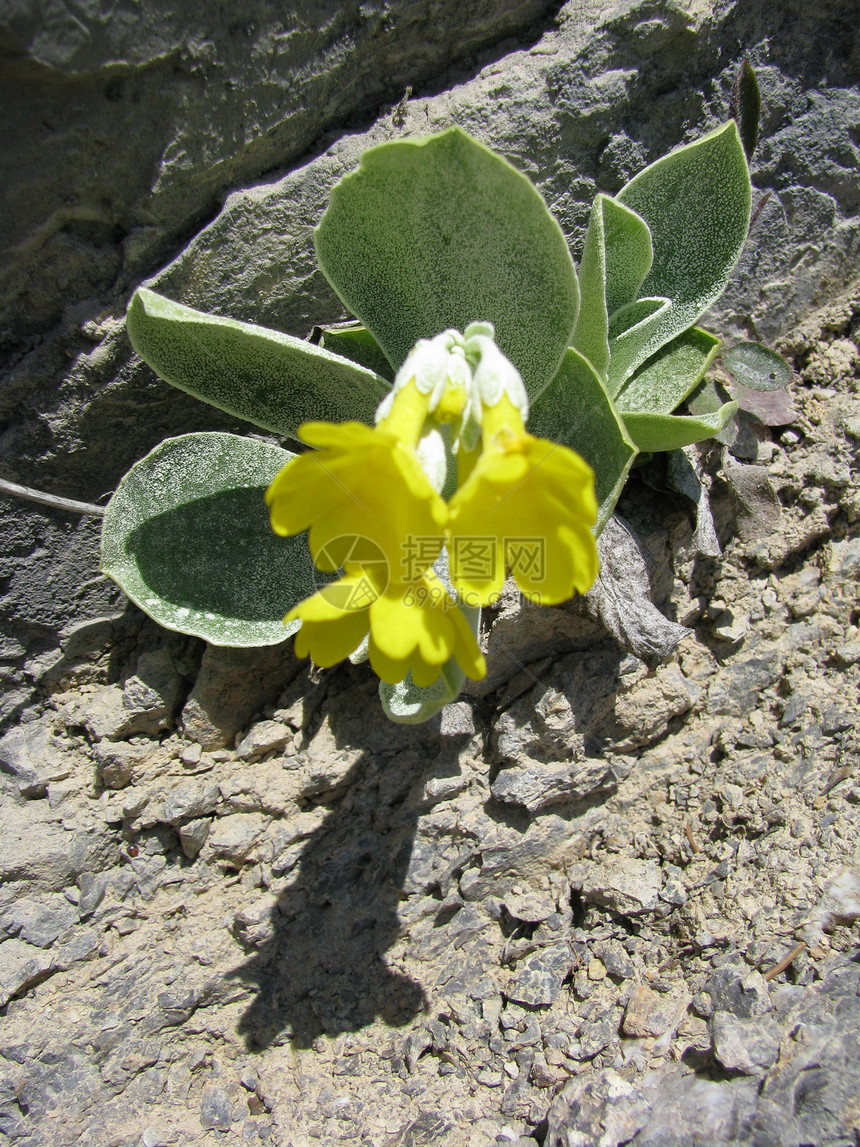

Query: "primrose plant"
<box><xmin>104</xmin><ymin>117</ymin><xmax>755</xmax><ymax>723</ymax></box>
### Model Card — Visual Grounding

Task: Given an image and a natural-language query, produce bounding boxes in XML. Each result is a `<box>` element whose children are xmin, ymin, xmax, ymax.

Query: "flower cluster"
<box><xmin>265</xmin><ymin>324</ymin><xmax>599</xmax><ymax>688</ymax></box>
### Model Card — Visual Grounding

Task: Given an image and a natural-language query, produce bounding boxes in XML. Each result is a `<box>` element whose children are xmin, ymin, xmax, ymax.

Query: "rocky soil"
<box><xmin>1</xmin><ymin>292</ymin><xmax>858</xmax><ymax>1145</ymax></box>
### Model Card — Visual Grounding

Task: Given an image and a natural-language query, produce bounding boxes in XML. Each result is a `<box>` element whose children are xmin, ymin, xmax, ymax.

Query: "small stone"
<box><xmin>712</xmin><ymin>609</ymin><xmax>749</xmax><ymax>645</ymax></box>
<box><xmin>92</xmin><ymin>741</ymin><xmax>153</xmax><ymax>789</ymax></box>
<box><xmin>507</xmin><ymin>944</ymin><xmax>571</xmax><ymax>1008</ymax></box>
<box><xmin>179</xmin><ymin>818</ymin><xmax>212</xmax><ymax>860</ymax></box>
<box><xmin>710</xmin><ymin>1013</ymin><xmax>780</xmax><ymax>1074</ymax></box>
<box><xmin>0</xmin><ymin>895</ymin><xmax>78</xmax><ymax>948</ymax></box>
<box><xmin>577</xmin><ymin>1018</ymin><xmax>615</xmax><ymax>1061</ymax></box>
<box><xmin>503</xmin><ymin>890</ymin><xmax>557</xmax><ymax>924</ymax></box>
<box><xmin>660</xmin><ymin>865</ymin><xmax>687</xmax><ymax>906</ymax></box>
<box><xmin>707</xmin><ymin>967</ymin><xmax>771</xmax><ymax>1018</ymax></box>
<box><xmin>622</xmin><ymin>985</ymin><xmax>682</xmax><ymax>1039</ymax></box>
<box><xmin>235</xmin><ymin>720</ymin><xmax>290</xmax><ymax>762</ymax></box>
<box><xmin>491</xmin><ymin>758</ymin><xmax>616</xmax><ymax>813</ymax></box>
<box><xmin>592</xmin><ymin>941</ymin><xmax>635</xmax><ymax>980</ymax></box>
<box><xmin>834</xmin><ymin>641</ymin><xmax>860</xmax><ymax>666</ymax></box>
<box><xmin>575</xmin><ymin>858</ymin><xmax>662</xmax><ymax>916</ymax></box>
<box><xmin>0</xmin><ymin>720</ymin><xmax>71</xmax><ymax>797</ymax></box>
<box><xmin>587</xmin><ymin>958</ymin><xmax>606</xmax><ymax>981</ymax></box>
<box><xmin>200</xmin><ymin>1084</ymin><xmax>233</xmax><ymax>1130</ymax></box>
<box><xmin>206</xmin><ymin>813</ymin><xmax>268</xmax><ymax>865</ymax></box>
<box><xmin>180</xmin><ymin>743</ymin><xmax>202</xmax><ymax>767</ymax></box>
<box><xmin>0</xmin><ymin>938</ymin><xmax>54</xmax><ymax>1007</ymax></box>
<box><xmin>162</xmin><ymin>779</ymin><xmax>220</xmax><ymax>825</ymax></box>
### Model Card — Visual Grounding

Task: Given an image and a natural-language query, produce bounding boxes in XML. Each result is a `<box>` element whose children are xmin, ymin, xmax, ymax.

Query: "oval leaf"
<box><xmin>722</xmin><ymin>341</ymin><xmax>793</xmax><ymax>391</ymax></box>
<box><xmin>528</xmin><ymin>348</ymin><xmax>637</xmax><ymax>534</ymax></box>
<box><xmin>127</xmin><ymin>288</ymin><xmax>390</xmax><ymax>439</ymax></box>
<box><xmin>315</xmin><ymin>126</ymin><xmax>580</xmax><ymax>398</ymax></box>
<box><xmin>616</xmin><ymin>121</ymin><xmax>752</xmax><ymax>374</ymax></box>
<box><xmin>101</xmin><ymin>433</ymin><xmax>322</xmax><ymax>647</ymax></box>
<box><xmin>622</xmin><ymin>402</ymin><xmax>739</xmax><ymax>452</ymax></box>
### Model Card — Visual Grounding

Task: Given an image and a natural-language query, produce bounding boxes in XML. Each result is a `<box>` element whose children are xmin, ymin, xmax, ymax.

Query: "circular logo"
<box><xmin>313</xmin><ymin>534</ymin><xmax>390</xmax><ymax>612</ymax></box>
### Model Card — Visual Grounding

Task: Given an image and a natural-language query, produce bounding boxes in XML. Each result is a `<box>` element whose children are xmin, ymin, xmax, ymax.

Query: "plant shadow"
<box><xmin>230</xmin><ymin>683</ymin><xmax>472</xmax><ymax>1049</ymax></box>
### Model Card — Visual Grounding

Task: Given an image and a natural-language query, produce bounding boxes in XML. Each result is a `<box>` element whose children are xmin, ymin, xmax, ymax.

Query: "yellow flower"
<box><xmin>266</xmin><ymin>365</ymin><xmax>485</xmax><ymax>687</ymax></box>
<box><xmin>286</xmin><ymin>568</ymin><xmax>486</xmax><ymax>687</ymax></box>
<box><xmin>266</xmin><ymin>414</ymin><xmax>446</xmax><ymax>573</ymax></box>
<box><xmin>448</xmin><ymin>393</ymin><xmax>599</xmax><ymax>606</ymax></box>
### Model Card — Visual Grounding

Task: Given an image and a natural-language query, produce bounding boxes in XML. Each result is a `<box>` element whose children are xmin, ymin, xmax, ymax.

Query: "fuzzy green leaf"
<box><xmin>616</xmin><ymin>122</ymin><xmax>751</xmax><ymax>376</ymax></box>
<box><xmin>603</xmin><ymin>196</ymin><xmax>655</xmax><ymax>316</ymax></box>
<box><xmin>127</xmin><ymin>288</ymin><xmax>390</xmax><ymax>439</ymax></box>
<box><xmin>606</xmin><ymin>297</ymin><xmax>671</xmax><ymax>396</ymax></box>
<box><xmin>315</xmin><ymin>126</ymin><xmax>580</xmax><ymax>398</ymax></box>
<box><xmin>722</xmin><ymin>341</ymin><xmax>793</xmax><ymax>391</ymax></box>
<box><xmin>616</xmin><ymin>327</ymin><xmax>722</xmax><ymax>415</ymax></box>
<box><xmin>622</xmin><ymin>402</ymin><xmax>738</xmax><ymax>453</ymax></box>
<box><xmin>101</xmin><ymin>432</ymin><xmax>321</xmax><ymax>647</ymax></box>
<box><xmin>528</xmin><ymin>348</ymin><xmax>637</xmax><ymax>534</ymax></box>
<box><xmin>317</xmin><ymin>322</ymin><xmax>395</xmax><ymax>382</ymax></box>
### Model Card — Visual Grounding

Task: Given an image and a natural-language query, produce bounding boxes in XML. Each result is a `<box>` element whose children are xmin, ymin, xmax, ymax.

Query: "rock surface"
<box><xmin>0</xmin><ymin>1</ymin><xmax>859</xmax><ymax>1144</ymax></box>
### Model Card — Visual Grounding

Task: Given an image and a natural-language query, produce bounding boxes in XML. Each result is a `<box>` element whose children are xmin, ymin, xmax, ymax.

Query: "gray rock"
<box><xmin>582</xmin><ymin>516</ymin><xmax>692</xmax><ymax>668</ymax></box>
<box><xmin>161</xmin><ymin>778</ymin><xmax>220</xmax><ymax>825</ymax></box>
<box><xmin>723</xmin><ymin>463</ymin><xmax>782</xmax><ymax>544</ymax></box>
<box><xmin>76</xmin><ymin>872</ymin><xmax>108</xmax><ymax>917</ymax></box>
<box><xmin>0</xmin><ymin>895</ymin><xmax>79</xmax><ymax>948</ymax></box>
<box><xmin>574</xmin><ymin>858</ymin><xmax>662</xmax><ymax>916</ymax></box>
<box><xmin>707</xmin><ymin>966</ymin><xmax>771</xmax><ymax>1019</ymax></box>
<box><xmin>495</xmin><ymin>651</ymin><xmax>696</xmax><ymax>770</ymax></box>
<box><xmin>178</xmin><ymin>817</ymin><xmax>212</xmax><ymax>860</ymax></box>
<box><xmin>76</xmin><ymin>649</ymin><xmax>183</xmax><ymax>741</ymax></box>
<box><xmin>622</xmin><ymin>985</ymin><xmax>687</xmax><ymax>1039</ymax></box>
<box><xmin>0</xmin><ymin>719</ymin><xmax>72</xmax><ymax>797</ymax></box>
<box><xmin>660</xmin><ymin>864</ymin><xmax>688</xmax><ymax>907</ymax></box>
<box><xmin>0</xmin><ymin>801</ymin><xmax>114</xmax><ymax>892</ymax></box>
<box><xmin>491</xmin><ymin>758</ymin><xmax>617</xmax><ymax>813</ymax></box>
<box><xmin>710</xmin><ymin>1012</ymin><xmax>780</xmax><ymax>1075</ymax></box>
<box><xmin>0</xmin><ymin>939</ymin><xmax>54</xmax><ymax>1008</ymax></box>
<box><xmin>200</xmin><ymin>1084</ymin><xmax>233</xmax><ymax>1131</ymax></box>
<box><xmin>91</xmin><ymin>740</ymin><xmax>156</xmax><ymax>789</ymax></box>
<box><xmin>507</xmin><ymin>943</ymin><xmax>572</xmax><ymax>1008</ymax></box>
<box><xmin>235</xmin><ymin>719</ymin><xmax>291</xmax><ymax>762</ymax></box>
<box><xmin>180</xmin><ymin>644</ymin><xmax>299</xmax><ymax>749</ymax></box>
<box><xmin>205</xmin><ymin>812</ymin><xmax>268</xmax><ymax>866</ymax></box>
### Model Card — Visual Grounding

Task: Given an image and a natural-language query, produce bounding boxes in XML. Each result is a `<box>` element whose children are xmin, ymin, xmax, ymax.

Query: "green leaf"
<box><xmin>606</xmin><ymin>297</ymin><xmax>671</xmax><ymax>396</ymax></box>
<box><xmin>732</xmin><ymin>59</ymin><xmax>761</xmax><ymax>162</ymax></box>
<box><xmin>315</xmin><ymin>126</ymin><xmax>580</xmax><ymax>399</ymax></box>
<box><xmin>127</xmin><ymin>288</ymin><xmax>390</xmax><ymax>439</ymax></box>
<box><xmin>622</xmin><ymin>402</ymin><xmax>738</xmax><ymax>452</ymax></box>
<box><xmin>572</xmin><ymin>197</ymin><xmax>612</xmax><ymax>379</ymax></box>
<box><xmin>616</xmin><ymin>121</ymin><xmax>752</xmax><ymax>375</ymax></box>
<box><xmin>317</xmin><ymin>322</ymin><xmax>395</xmax><ymax>382</ymax></box>
<box><xmin>528</xmin><ymin>348</ymin><xmax>638</xmax><ymax>534</ymax></box>
<box><xmin>603</xmin><ymin>196</ymin><xmax>654</xmax><ymax>316</ymax></box>
<box><xmin>616</xmin><ymin>327</ymin><xmax>722</xmax><ymax>414</ymax></box>
<box><xmin>722</xmin><ymin>341</ymin><xmax>793</xmax><ymax>391</ymax></box>
<box><xmin>101</xmin><ymin>432</ymin><xmax>322</xmax><ymax>647</ymax></box>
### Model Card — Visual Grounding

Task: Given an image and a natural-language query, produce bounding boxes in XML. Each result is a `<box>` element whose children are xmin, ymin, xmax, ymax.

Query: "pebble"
<box><xmin>710</xmin><ymin>1012</ymin><xmax>780</xmax><ymax>1074</ymax></box>
<box><xmin>574</xmin><ymin>858</ymin><xmax>662</xmax><ymax>916</ymax></box>
<box><xmin>507</xmin><ymin>944</ymin><xmax>571</xmax><ymax>1008</ymax></box>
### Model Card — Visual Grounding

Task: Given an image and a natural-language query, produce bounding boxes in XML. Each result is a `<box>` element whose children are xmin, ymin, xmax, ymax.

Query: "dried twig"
<box><xmin>764</xmin><ymin>941</ymin><xmax>806</xmax><ymax>982</ymax></box>
<box><xmin>0</xmin><ymin>476</ymin><xmax>105</xmax><ymax>517</ymax></box>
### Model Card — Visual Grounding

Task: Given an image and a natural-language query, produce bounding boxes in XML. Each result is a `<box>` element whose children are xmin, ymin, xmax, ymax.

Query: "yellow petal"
<box><xmin>448</xmin><ymin>428</ymin><xmax>598</xmax><ymax>606</ymax></box>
